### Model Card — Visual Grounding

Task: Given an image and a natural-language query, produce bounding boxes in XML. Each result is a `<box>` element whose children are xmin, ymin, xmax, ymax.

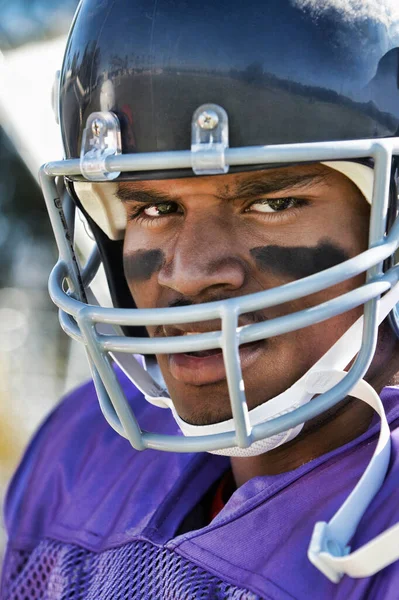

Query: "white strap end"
<box><xmin>308</xmin><ymin>522</ymin><xmax>350</xmax><ymax>584</ymax></box>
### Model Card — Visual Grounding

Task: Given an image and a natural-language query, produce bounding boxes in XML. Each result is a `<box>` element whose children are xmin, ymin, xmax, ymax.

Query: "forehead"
<box><xmin>118</xmin><ymin>164</ymin><xmax>338</xmax><ymax>198</ymax></box>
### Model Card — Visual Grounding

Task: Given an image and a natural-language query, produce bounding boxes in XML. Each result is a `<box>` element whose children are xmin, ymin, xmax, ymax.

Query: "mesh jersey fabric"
<box><xmin>2</xmin><ymin>539</ymin><xmax>260</xmax><ymax>600</ymax></box>
<box><xmin>2</xmin><ymin>369</ymin><xmax>399</xmax><ymax>599</ymax></box>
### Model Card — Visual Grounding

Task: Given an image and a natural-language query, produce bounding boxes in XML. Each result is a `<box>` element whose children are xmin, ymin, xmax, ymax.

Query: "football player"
<box><xmin>2</xmin><ymin>0</ymin><xmax>399</xmax><ymax>597</ymax></box>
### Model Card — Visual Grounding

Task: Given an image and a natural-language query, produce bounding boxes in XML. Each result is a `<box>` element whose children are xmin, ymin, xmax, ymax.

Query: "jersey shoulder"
<box><xmin>3</xmin><ymin>369</ymin><xmax>163</xmax><ymax>547</ymax></box>
<box><xmin>4</xmin><ymin>376</ymin><xmax>109</xmax><ymax>540</ymax></box>
<box><xmin>3</xmin><ymin>366</ymin><xmax>210</xmax><ymax>554</ymax></box>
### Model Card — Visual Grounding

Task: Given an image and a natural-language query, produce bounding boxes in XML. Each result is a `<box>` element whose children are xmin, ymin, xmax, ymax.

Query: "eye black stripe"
<box><xmin>251</xmin><ymin>240</ymin><xmax>349</xmax><ymax>279</ymax></box>
<box><xmin>124</xmin><ymin>249</ymin><xmax>165</xmax><ymax>281</ymax></box>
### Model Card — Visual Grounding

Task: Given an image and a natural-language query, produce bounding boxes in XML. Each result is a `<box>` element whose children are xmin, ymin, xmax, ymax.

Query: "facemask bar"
<box><xmin>40</xmin><ymin>136</ymin><xmax>399</xmax><ymax>453</ymax></box>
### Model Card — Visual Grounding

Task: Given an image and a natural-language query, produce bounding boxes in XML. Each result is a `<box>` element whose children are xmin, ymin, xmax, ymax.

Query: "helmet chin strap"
<box><xmin>120</xmin><ymin>282</ymin><xmax>399</xmax><ymax>457</ymax></box>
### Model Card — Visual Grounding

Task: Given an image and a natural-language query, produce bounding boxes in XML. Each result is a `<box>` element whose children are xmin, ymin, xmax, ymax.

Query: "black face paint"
<box><xmin>124</xmin><ymin>249</ymin><xmax>165</xmax><ymax>281</ymax></box>
<box><xmin>250</xmin><ymin>239</ymin><xmax>350</xmax><ymax>279</ymax></box>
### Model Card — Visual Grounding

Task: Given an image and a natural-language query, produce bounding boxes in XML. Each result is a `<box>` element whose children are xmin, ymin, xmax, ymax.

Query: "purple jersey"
<box><xmin>2</xmin><ymin>369</ymin><xmax>399</xmax><ymax>599</ymax></box>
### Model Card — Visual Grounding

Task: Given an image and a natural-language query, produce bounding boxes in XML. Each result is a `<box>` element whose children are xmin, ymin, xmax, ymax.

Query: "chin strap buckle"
<box><xmin>191</xmin><ymin>104</ymin><xmax>229</xmax><ymax>175</ymax></box>
<box><xmin>80</xmin><ymin>111</ymin><xmax>121</xmax><ymax>181</ymax></box>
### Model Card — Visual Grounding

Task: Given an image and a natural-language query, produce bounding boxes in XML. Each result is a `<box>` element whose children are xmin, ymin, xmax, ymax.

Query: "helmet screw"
<box><xmin>197</xmin><ymin>109</ymin><xmax>219</xmax><ymax>130</ymax></box>
<box><xmin>92</xmin><ymin>118</ymin><xmax>104</xmax><ymax>136</ymax></box>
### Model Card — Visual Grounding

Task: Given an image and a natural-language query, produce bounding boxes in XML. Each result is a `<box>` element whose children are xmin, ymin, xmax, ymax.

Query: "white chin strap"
<box><xmin>307</xmin><ymin>369</ymin><xmax>396</xmax><ymax>583</ymax></box>
<box><xmin>127</xmin><ymin>281</ymin><xmax>399</xmax><ymax>457</ymax></box>
<box><xmin>111</xmin><ymin>281</ymin><xmax>399</xmax><ymax>583</ymax></box>
<box><xmin>111</xmin><ymin>292</ymin><xmax>399</xmax><ymax>585</ymax></box>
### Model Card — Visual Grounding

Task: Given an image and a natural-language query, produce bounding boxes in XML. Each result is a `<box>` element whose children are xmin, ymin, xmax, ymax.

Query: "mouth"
<box><xmin>167</xmin><ymin>337</ymin><xmax>265</xmax><ymax>386</ymax></box>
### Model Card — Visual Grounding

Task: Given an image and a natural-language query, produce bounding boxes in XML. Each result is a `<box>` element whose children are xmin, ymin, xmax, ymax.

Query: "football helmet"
<box><xmin>40</xmin><ymin>0</ymin><xmax>399</xmax><ymax>581</ymax></box>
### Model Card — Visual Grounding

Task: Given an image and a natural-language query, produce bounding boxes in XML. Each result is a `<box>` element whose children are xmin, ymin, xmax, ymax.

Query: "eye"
<box><xmin>143</xmin><ymin>202</ymin><xmax>180</xmax><ymax>217</ymax></box>
<box><xmin>249</xmin><ymin>197</ymin><xmax>300</xmax><ymax>213</ymax></box>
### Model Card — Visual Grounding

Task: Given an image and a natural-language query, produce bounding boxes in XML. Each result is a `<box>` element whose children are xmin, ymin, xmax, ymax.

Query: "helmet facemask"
<box><xmin>40</xmin><ymin>120</ymin><xmax>399</xmax><ymax>454</ymax></box>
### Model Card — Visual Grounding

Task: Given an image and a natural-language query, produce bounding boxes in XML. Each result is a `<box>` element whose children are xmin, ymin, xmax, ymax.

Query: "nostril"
<box><xmin>158</xmin><ymin>255</ymin><xmax>247</xmax><ymax>296</ymax></box>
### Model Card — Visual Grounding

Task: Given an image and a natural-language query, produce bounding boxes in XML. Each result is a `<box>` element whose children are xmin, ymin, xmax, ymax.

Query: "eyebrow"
<box><xmin>232</xmin><ymin>171</ymin><xmax>328</xmax><ymax>199</ymax></box>
<box><xmin>115</xmin><ymin>187</ymin><xmax>181</xmax><ymax>204</ymax></box>
<box><xmin>115</xmin><ymin>171</ymin><xmax>329</xmax><ymax>204</ymax></box>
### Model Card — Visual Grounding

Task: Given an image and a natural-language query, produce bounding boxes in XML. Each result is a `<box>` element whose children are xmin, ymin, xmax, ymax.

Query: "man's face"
<box><xmin>120</xmin><ymin>164</ymin><xmax>370</xmax><ymax>425</ymax></box>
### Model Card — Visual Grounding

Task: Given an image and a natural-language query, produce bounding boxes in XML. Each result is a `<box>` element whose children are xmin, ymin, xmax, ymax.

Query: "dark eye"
<box><xmin>250</xmin><ymin>198</ymin><xmax>299</xmax><ymax>213</ymax></box>
<box><xmin>144</xmin><ymin>202</ymin><xmax>179</xmax><ymax>217</ymax></box>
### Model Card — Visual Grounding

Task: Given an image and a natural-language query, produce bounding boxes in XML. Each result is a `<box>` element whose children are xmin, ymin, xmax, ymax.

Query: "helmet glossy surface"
<box><xmin>60</xmin><ymin>0</ymin><xmax>399</xmax><ymax>177</ymax></box>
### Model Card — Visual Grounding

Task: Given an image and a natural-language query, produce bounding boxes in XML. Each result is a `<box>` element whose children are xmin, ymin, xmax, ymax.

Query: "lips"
<box><xmin>162</xmin><ymin>315</ymin><xmax>263</xmax><ymax>337</ymax></box>
<box><xmin>167</xmin><ymin>338</ymin><xmax>265</xmax><ymax>386</ymax></box>
<box><xmin>183</xmin><ymin>338</ymin><xmax>258</xmax><ymax>358</ymax></box>
<box><xmin>174</xmin><ymin>330</ymin><xmax>221</xmax><ymax>359</ymax></box>
<box><xmin>158</xmin><ymin>314</ymin><xmax>266</xmax><ymax>385</ymax></box>
<box><xmin>184</xmin><ymin>348</ymin><xmax>222</xmax><ymax>358</ymax></box>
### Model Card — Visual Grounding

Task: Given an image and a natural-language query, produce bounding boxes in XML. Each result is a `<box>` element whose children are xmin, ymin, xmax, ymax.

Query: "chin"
<box><xmin>171</xmin><ymin>393</ymin><xmax>235</xmax><ymax>426</ymax></box>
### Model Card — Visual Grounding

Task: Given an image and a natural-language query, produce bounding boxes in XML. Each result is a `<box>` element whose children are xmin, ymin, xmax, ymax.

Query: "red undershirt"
<box><xmin>209</xmin><ymin>470</ymin><xmax>236</xmax><ymax>522</ymax></box>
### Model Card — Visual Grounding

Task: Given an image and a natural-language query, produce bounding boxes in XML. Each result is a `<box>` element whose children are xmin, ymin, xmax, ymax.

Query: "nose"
<box><xmin>158</xmin><ymin>213</ymin><xmax>247</xmax><ymax>298</ymax></box>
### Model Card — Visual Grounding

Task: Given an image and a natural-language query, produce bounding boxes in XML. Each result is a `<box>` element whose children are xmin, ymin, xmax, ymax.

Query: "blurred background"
<box><xmin>0</xmin><ymin>0</ymin><xmax>90</xmax><ymax>564</ymax></box>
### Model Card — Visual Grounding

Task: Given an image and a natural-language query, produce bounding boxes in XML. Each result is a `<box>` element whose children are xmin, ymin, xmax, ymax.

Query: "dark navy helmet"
<box><xmin>60</xmin><ymin>0</ymin><xmax>399</xmax><ymax>172</ymax></box>
<box><xmin>54</xmin><ymin>0</ymin><xmax>399</xmax><ymax>318</ymax></box>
